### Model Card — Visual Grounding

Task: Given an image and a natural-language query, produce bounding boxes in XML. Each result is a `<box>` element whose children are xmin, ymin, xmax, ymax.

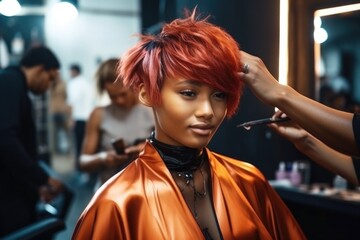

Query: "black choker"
<box><xmin>150</xmin><ymin>132</ymin><xmax>211</xmax><ymax>239</ymax></box>
<box><xmin>149</xmin><ymin>131</ymin><xmax>205</xmax><ymax>172</ymax></box>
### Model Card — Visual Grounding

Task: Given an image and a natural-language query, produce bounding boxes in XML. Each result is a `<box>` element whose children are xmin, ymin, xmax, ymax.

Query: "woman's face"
<box><xmin>153</xmin><ymin>78</ymin><xmax>227</xmax><ymax>149</ymax></box>
<box><xmin>105</xmin><ymin>83</ymin><xmax>136</xmax><ymax>109</ymax></box>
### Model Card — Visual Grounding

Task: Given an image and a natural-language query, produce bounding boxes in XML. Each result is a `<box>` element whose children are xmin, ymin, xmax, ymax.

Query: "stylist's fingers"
<box><xmin>240</xmin><ymin>50</ymin><xmax>257</xmax><ymax>63</ymax></box>
<box><xmin>238</xmin><ymin>50</ymin><xmax>287</xmax><ymax>107</ymax></box>
<box><xmin>238</xmin><ymin>50</ymin><xmax>257</xmax><ymax>83</ymax></box>
<box><xmin>238</xmin><ymin>50</ymin><xmax>276</xmax><ymax>80</ymax></box>
<box><xmin>272</xmin><ymin>110</ymin><xmax>287</xmax><ymax>119</ymax></box>
<box><xmin>238</xmin><ymin>50</ymin><xmax>272</xmax><ymax>87</ymax></box>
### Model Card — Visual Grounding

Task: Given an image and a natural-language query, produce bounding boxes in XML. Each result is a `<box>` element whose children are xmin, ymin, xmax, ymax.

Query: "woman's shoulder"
<box><xmin>90</xmin><ymin>106</ymin><xmax>106</xmax><ymax>119</ymax></box>
<box><xmin>92</xmin><ymin>158</ymin><xmax>153</xmax><ymax>203</ymax></box>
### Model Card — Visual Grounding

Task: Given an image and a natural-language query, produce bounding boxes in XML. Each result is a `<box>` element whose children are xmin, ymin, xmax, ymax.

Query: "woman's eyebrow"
<box><xmin>176</xmin><ymin>79</ymin><xmax>201</xmax><ymax>87</ymax></box>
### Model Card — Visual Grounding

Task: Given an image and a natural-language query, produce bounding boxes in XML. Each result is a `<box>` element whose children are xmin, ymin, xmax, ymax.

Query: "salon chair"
<box><xmin>37</xmin><ymin>160</ymin><xmax>74</xmax><ymax>220</ymax></box>
<box><xmin>2</xmin><ymin>217</ymin><xmax>65</xmax><ymax>240</ymax></box>
<box><xmin>2</xmin><ymin>161</ymin><xmax>74</xmax><ymax>240</ymax></box>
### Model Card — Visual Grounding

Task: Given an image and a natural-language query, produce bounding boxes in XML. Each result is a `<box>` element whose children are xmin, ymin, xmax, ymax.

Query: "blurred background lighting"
<box><xmin>278</xmin><ymin>0</ymin><xmax>289</xmax><ymax>86</ymax></box>
<box><xmin>0</xmin><ymin>0</ymin><xmax>22</xmax><ymax>17</ymax></box>
<box><xmin>49</xmin><ymin>1</ymin><xmax>78</xmax><ymax>24</ymax></box>
<box><xmin>314</xmin><ymin>16</ymin><xmax>322</xmax><ymax>29</ymax></box>
<box><xmin>314</xmin><ymin>27</ymin><xmax>328</xmax><ymax>44</ymax></box>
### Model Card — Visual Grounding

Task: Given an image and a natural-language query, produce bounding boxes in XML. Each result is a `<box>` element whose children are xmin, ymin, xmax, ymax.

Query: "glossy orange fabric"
<box><xmin>72</xmin><ymin>141</ymin><xmax>306</xmax><ymax>240</ymax></box>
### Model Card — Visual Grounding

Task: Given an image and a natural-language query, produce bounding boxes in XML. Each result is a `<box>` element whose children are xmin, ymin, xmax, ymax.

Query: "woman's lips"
<box><xmin>190</xmin><ymin>124</ymin><xmax>214</xmax><ymax>135</ymax></box>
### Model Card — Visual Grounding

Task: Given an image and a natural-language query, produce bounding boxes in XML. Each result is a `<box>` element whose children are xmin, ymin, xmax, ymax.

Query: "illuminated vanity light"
<box><xmin>0</xmin><ymin>0</ymin><xmax>21</xmax><ymax>17</ymax></box>
<box><xmin>314</xmin><ymin>3</ymin><xmax>360</xmax><ymax>65</ymax></box>
<box><xmin>48</xmin><ymin>1</ymin><xmax>78</xmax><ymax>24</ymax></box>
<box><xmin>313</xmin><ymin>3</ymin><xmax>360</xmax><ymax>45</ymax></box>
<box><xmin>279</xmin><ymin>0</ymin><xmax>289</xmax><ymax>86</ymax></box>
<box><xmin>313</xmin><ymin>3</ymin><xmax>360</xmax><ymax>101</ymax></box>
<box><xmin>314</xmin><ymin>27</ymin><xmax>328</xmax><ymax>44</ymax></box>
<box><xmin>315</xmin><ymin>3</ymin><xmax>360</xmax><ymax>17</ymax></box>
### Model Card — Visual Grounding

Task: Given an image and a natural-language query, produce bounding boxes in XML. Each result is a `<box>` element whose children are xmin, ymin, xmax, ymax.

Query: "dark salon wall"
<box><xmin>140</xmin><ymin>0</ymin><xmax>330</xmax><ymax>182</ymax></box>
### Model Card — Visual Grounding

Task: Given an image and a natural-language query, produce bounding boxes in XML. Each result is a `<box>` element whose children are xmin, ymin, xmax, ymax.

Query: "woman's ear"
<box><xmin>138</xmin><ymin>84</ymin><xmax>152</xmax><ymax>107</ymax></box>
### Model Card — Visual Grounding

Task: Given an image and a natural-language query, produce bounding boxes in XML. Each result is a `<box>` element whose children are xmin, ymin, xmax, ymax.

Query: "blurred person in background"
<box><xmin>79</xmin><ymin>58</ymin><xmax>154</xmax><ymax>191</ymax></box>
<box><xmin>66</xmin><ymin>63</ymin><xmax>95</xmax><ymax>185</ymax></box>
<box><xmin>49</xmin><ymin>77</ymin><xmax>71</xmax><ymax>155</ymax></box>
<box><xmin>0</xmin><ymin>46</ymin><xmax>64</xmax><ymax>236</ymax></box>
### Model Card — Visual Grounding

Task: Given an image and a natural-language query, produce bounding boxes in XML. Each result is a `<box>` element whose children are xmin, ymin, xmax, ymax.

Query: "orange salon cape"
<box><xmin>72</xmin><ymin>141</ymin><xmax>306</xmax><ymax>240</ymax></box>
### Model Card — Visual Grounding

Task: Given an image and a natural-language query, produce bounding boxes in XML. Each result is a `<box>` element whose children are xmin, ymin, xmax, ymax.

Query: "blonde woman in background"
<box><xmin>79</xmin><ymin>58</ymin><xmax>154</xmax><ymax>191</ymax></box>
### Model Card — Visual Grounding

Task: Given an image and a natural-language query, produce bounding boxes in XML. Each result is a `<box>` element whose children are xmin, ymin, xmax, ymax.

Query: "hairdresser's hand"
<box><xmin>238</xmin><ymin>50</ymin><xmax>285</xmax><ymax>106</ymax></box>
<box><xmin>268</xmin><ymin>111</ymin><xmax>309</xmax><ymax>146</ymax></box>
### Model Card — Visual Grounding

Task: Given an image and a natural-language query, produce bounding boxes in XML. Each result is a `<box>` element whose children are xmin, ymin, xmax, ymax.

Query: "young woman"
<box><xmin>72</xmin><ymin>10</ymin><xmax>305</xmax><ymax>240</ymax></box>
<box><xmin>79</xmin><ymin>58</ymin><xmax>154</xmax><ymax>191</ymax></box>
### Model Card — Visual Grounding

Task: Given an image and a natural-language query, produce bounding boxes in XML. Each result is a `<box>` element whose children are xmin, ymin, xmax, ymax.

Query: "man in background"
<box><xmin>0</xmin><ymin>46</ymin><xmax>64</xmax><ymax>236</ymax></box>
<box><xmin>67</xmin><ymin>64</ymin><xmax>95</xmax><ymax>184</ymax></box>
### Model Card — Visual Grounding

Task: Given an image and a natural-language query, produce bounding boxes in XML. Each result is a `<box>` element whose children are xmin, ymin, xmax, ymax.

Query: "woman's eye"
<box><xmin>180</xmin><ymin>90</ymin><xmax>196</xmax><ymax>97</ymax></box>
<box><xmin>214</xmin><ymin>92</ymin><xmax>227</xmax><ymax>100</ymax></box>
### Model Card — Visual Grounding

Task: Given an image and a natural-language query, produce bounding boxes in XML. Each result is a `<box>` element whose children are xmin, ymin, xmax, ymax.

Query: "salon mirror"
<box><xmin>314</xmin><ymin>3</ymin><xmax>360</xmax><ymax>112</ymax></box>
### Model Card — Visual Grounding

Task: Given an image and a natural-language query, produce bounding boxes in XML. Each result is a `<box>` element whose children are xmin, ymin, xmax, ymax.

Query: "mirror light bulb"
<box><xmin>0</xmin><ymin>0</ymin><xmax>21</xmax><ymax>17</ymax></box>
<box><xmin>49</xmin><ymin>2</ymin><xmax>78</xmax><ymax>24</ymax></box>
<box><xmin>314</xmin><ymin>27</ymin><xmax>328</xmax><ymax>44</ymax></box>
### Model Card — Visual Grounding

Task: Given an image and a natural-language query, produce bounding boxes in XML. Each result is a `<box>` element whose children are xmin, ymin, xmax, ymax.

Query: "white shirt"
<box><xmin>67</xmin><ymin>75</ymin><xmax>95</xmax><ymax>121</ymax></box>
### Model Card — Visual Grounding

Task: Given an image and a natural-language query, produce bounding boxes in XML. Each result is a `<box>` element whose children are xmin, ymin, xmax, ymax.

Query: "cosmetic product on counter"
<box><xmin>333</xmin><ymin>175</ymin><xmax>347</xmax><ymax>190</ymax></box>
<box><xmin>275</xmin><ymin>161</ymin><xmax>288</xmax><ymax>180</ymax></box>
<box><xmin>289</xmin><ymin>161</ymin><xmax>302</xmax><ymax>186</ymax></box>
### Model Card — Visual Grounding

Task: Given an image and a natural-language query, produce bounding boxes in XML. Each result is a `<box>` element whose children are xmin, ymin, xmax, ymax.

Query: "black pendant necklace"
<box><xmin>149</xmin><ymin>131</ymin><xmax>211</xmax><ymax>237</ymax></box>
<box><xmin>172</xmin><ymin>159</ymin><xmax>207</xmax><ymax>220</ymax></box>
<box><xmin>175</xmin><ymin>160</ymin><xmax>207</xmax><ymax>195</ymax></box>
<box><xmin>177</xmin><ymin>172</ymin><xmax>193</xmax><ymax>185</ymax></box>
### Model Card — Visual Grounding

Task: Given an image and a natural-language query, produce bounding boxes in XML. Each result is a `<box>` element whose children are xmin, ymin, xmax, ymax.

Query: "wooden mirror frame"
<box><xmin>287</xmin><ymin>0</ymin><xmax>359</xmax><ymax>99</ymax></box>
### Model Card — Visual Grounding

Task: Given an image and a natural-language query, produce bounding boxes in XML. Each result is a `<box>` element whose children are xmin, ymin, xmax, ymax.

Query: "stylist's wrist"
<box><xmin>293</xmin><ymin>133</ymin><xmax>312</xmax><ymax>152</ymax></box>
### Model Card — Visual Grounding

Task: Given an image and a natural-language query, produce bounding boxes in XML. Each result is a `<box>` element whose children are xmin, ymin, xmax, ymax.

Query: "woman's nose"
<box><xmin>195</xmin><ymin>99</ymin><xmax>214</xmax><ymax>119</ymax></box>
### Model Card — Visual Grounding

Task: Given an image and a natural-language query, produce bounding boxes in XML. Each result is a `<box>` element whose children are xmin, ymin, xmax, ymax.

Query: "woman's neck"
<box><xmin>149</xmin><ymin>131</ymin><xmax>204</xmax><ymax>172</ymax></box>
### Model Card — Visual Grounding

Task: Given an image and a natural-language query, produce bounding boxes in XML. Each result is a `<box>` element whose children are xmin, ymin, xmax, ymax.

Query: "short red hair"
<box><xmin>119</xmin><ymin>9</ymin><xmax>243</xmax><ymax>117</ymax></box>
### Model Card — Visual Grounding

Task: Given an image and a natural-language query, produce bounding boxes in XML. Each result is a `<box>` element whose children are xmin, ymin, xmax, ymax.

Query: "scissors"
<box><xmin>237</xmin><ymin>117</ymin><xmax>291</xmax><ymax>129</ymax></box>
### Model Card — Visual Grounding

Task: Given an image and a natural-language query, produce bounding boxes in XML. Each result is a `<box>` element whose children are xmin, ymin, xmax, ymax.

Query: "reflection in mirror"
<box><xmin>314</xmin><ymin>3</ymin><xmax>360</xmax><ymax>113</ymax></box>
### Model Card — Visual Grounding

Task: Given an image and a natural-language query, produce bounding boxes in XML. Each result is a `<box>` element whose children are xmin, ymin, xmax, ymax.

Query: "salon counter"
<box><xmin>272</xmin><ymin>185</ymin><xmax>360</xmax><ymax>239</ymax></box>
